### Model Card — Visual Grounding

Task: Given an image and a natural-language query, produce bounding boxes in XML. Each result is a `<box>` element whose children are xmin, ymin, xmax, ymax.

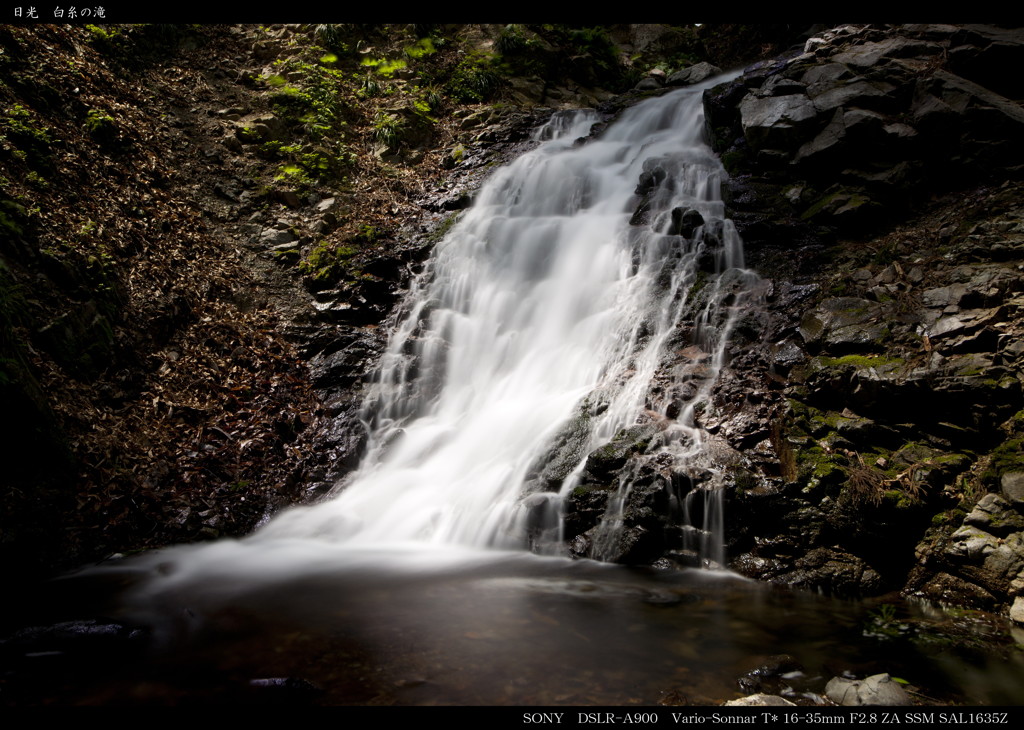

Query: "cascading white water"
<box><xmin>257</xmin><ymin>75</ymin><xmax>756</xmax><ymax>561</ymax></box>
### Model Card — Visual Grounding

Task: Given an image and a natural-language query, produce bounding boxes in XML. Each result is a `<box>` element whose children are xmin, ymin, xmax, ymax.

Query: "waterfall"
<box><xmin>30</xmin><ymin>72</ymin><xmax>1024</xmax><ymax>711</ymax></box>
<box><xmin>257</xmin><ymin>74</ymin><xmax>757</xmax><ymax>565</ymax></box>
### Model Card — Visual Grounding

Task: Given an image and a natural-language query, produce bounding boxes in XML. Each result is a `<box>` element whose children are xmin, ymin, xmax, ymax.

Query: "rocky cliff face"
<box><xmin>705</xmin><ymin>24</ymin><xmax>1024</xmax><ymax>252</ymax></box>
<box><xmin>649</xmin><ymin>24</ymin><xmax>1024</xmax><ymax>616</ymax></box>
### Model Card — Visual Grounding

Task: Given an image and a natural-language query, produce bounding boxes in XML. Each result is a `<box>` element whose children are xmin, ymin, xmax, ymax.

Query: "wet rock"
<box><xmin>725</xmin><ymin>694</ymin><xmax>796</xmax><ymax>706</ymax></box>
<box><xmin>519</xmin><ymin>492</ymin><xmax>562</xmax><ymax>549</ymax></box>
<box><xmin>824</xmin><ymin>673</ymin><xmax>912</xmax><ymax>706</ymax></box>
<box><xmin>528</xmin><ymin>411</ymin><xmax>594</xmax><ymax>490</ymax></box>
<box><xmin>904</xmin><ymin>569</ymin><xmax>998</xmax><ymax>608</ymax></box>
<box><xmin>247</xmin><ymin>676</ymin><xmax>322</xmax><ymax>701</ymax></box>
<box><xmin>737</xmin><ymin>654</ymin><xmax>804</xmax><ymax>695</ymax></box>
<box><xmin>306</xmin><ymin>328</ymin><xmax>384</xmax><ymax>392</ymax></box>
<box><xmin>1</xmin><ymin>619</ymin><xmax>148</xmax><ymax>670</ymax></box>
<box><xmin>771</xmin><ymin>338</ymin><xmax>807</xmax><ymax>371</ymax></box>
<box><xmin>588</xmin><ymin>523</ymin><xmax>662</xmax><ymax>564</ymax></box>
<box><xmin>583</xmin><ymin>425</ymin><xmax>658</xmax><ymax>482</ymax></box>
<box><xmin>784</xmin><ymin>547</ymin><xmax>884</xmax><ymax>598</ymax></box>
<box><xmin>666</xmin><ymin>208</ymin><xmax>705</xmax><ymax>238</ymax></box>
<box><xmin>564</xmin><ymin>485</ymin><xmax>611</xmax><ymax>542</ymax></box>
<box><xmin>569</xmin><ymin>533</ymin><xmax>592</xmax><ymax>558</ymax></box>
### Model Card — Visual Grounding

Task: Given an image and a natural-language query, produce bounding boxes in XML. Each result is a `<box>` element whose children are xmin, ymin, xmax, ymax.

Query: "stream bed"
<box><xmin>3</xmin><ymin>545</ymin><xmax>1023</xmax><ymax>706</ymax></box>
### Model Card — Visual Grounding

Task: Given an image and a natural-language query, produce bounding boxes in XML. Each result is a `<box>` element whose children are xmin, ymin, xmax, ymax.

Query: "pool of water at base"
<box><xmin>3</xmin><ymin>545</ymin><xmax>1023</xmax><ymax>705</ymax></box>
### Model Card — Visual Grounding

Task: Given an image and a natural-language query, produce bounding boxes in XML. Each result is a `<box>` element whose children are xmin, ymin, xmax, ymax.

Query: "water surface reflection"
<box><xmin>9</xmin><ymin>545</ymin><xmax>1018</xmax><ymax>705</ymax></box>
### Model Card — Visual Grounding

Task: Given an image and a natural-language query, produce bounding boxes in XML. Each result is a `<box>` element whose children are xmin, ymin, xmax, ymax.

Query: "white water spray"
<box><xmin>258</xmin><ymin>76</ymin><xmax>758</xmax><ymax>563</ymax></box>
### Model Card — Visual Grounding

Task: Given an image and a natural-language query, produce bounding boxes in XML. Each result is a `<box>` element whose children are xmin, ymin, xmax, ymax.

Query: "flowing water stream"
<box><xmin>6</xmin><ymin>79</ymin><xmax>1024</xmax><ymax>706</ymax></box>
<box><xmin>258</xmin><ymin>76</ymin><xmax>754</xmax><ymax>555</ymax></box>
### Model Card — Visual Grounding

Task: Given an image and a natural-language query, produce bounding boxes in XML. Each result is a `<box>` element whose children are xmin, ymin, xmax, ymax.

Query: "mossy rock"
<box><xmin>800</xmin><ymin>188</ymin><xmax>881</xmax><ymax>227</ymax></box>
<box><xmin>527</xmin><ymin>410</ymin><xmax>594</xmax><ymax>489</ymax></box>
<box><xmin>426</xmin><ymin>211</ymin><xmax>464</xmax><ymax>243</ymax></box>
<box><xmin>812</xmin><ymin>354</ymin><xmax>905</xmax><ymax>372</ymax></box>
<box><xmin>584</xmin><ymin>424</ymin><xmax>658</xmax><ymax>480</ymax></box>
<box><xmin>983</xmin><ymin>438</ymin><xmax>1024</xmax><ymax>484</ymax></box>
<box><xmin>795</xmin><ymin>445</ymin><xmax>845</xmax><ymax>489</ymax></box>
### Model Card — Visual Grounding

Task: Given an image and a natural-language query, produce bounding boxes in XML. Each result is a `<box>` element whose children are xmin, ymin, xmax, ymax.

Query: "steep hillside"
<box><xmin>1</xmin><ymin>24</ymin><xmax>321</xmax><ymax>581</ymax></box>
